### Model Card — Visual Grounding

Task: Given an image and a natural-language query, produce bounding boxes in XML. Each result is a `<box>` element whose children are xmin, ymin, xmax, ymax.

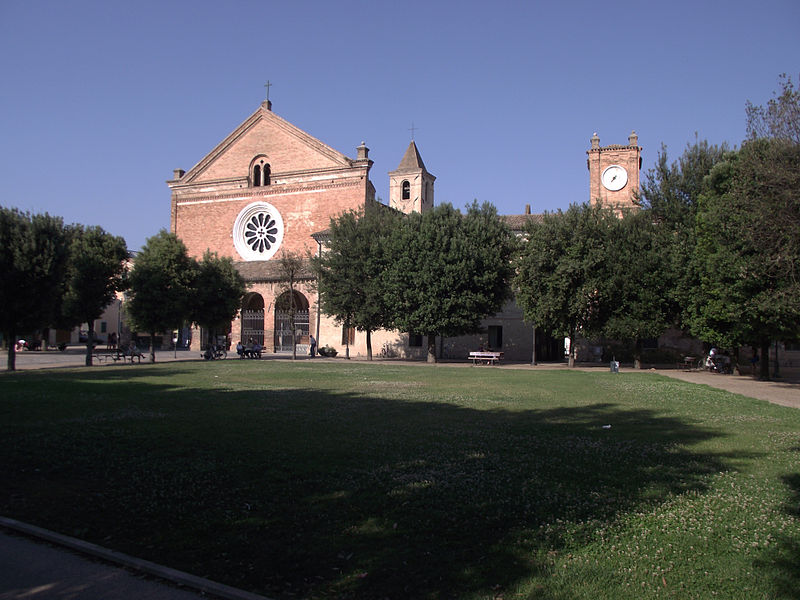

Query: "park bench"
<box><xmin>468</xmin><ymin>351</ymin><xmax>503</xmax><ymax>365</ymax></box>
<box><xmin>122</xmin><ymin>348</ymin><xmax>144</xmax><ymax>363</ymax></box>
<box><xmin>94</xmin><ymin>348</ymin><xmax>143</xmax><ymax>364</ymax></box>
<box><xmin>93</xmin><ymin>351</ymin><xmax>117</xmax><ymax>363</ymax></box>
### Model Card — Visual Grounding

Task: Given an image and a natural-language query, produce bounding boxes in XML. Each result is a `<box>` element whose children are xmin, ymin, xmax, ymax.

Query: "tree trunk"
<box><xmin>6</xmin><ymin>330</ymin><xmax>16</xmax><ymax>371</ymax></box>
<box><xmin>567</xmin><ymin>329</ymin><xmax>575</xmax><ymax>368</ymax></box>
<box><xmin>773</xmin><ymin>341</ymin><xmax>781</xmax><ymax>378</ymax></box>
<box><xmin>85</xmin><ymin>319</ymin><xmax>95</xmax><ymax>367</ymax></box>
<box><xmin>290</xmin><ymin>291</ymin><xmax>297</xmax><ymax>361</ymax></box>
<box><xmin>366</xmin><ymin>330</ymin><xmax>373</xmax><ymax>361</ymax></box>
<box><xmin>633</xmin><ymin>338</ymin><xmax>643</xmax><ymax>369</ymax></box>
<box><xmin>427</xmin><ymin>334</ymin><xmax>437</xmax><ymax>363</ymax></box>
<box><xmin>759</xmin><ymin>339</ymin><xmax>770</xmax><ymax>380</ymax></box>
<box><xmin>149</xmin><ymin>332</ymin><xmax>156</xmax><ymax>363</ymax></box>
<box><xmin>732</xmin><ymin>346</ymin><xmax>741</xmax><ymax>376</ymax></box>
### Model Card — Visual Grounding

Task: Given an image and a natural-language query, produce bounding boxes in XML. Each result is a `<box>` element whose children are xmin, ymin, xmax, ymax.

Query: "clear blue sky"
<box><xmin>1</xmin><ymin>0</ymin><xmax>798</xmax><ymax>252</ymax></box>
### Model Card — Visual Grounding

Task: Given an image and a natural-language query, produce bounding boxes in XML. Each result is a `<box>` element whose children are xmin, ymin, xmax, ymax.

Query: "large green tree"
<box><xmin>601</xmin><ymin>211</ymin><xmax>673</xmax><ymax>368</ymax></box>
<box><xmin>312</xmin><ymin>205</ymin><xmax>401</xmax><ymax>360</ymax></box>
<box><xmin>0</xmin><ymin>208</ymin><xmax>70</xmax><ymax>371</ymax></box>
<box><xmin>61</xmin><ymin>225</ymin><xmax>129</xmax><ymax>366</ymax></box>
<box><xmin>692</xmin><ymin>138</ymin><xmax>800</xmax><ymax>378</ymax></box>
<box><xmin>190</xmin><ymin>250</ymin><xmax>246</xmax><ymax>354</ymax></box>
<box><xmin>514</xmin><ymin>204</ymin><xmax>611</xmax><ymax>367</ymax></box>
<box><xmin>638</xmin><ymin>138</ymin><xmax>729</xmax><ymax>331</ymax></box>
<box><xmin>385</xmin><ymin>202</ymin><xmax>515</xmax><ymax>363</ymax></box>
<box><xmin>689</xmin><ymin>75</ymin><xmax>800</xmax><ymax>378</ymax></box>
<box><xmin>126</xmin><ymin>231</ymin><xmax>196</xmax><ymax>363</ymax></box>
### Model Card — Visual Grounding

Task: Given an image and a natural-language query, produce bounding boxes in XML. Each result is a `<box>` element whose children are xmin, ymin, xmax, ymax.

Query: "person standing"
<box><xmin>309</xmin><ymin>334</ymin><xmax>317</xmax><ymax>357</ymax></box>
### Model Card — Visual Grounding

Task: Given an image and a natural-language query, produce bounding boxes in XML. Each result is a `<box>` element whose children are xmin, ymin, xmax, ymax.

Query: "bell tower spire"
<box><xmin>388</xmin><ymin>140</ymin><xmax>436</xmax><ymax>214</ymax></box>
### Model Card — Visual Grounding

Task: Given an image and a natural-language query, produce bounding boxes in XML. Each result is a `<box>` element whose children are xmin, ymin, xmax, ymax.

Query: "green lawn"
<box><xmin>1</xmin><ymin>361</ymin><xmax>798</xmax><ymax>599</ymax></box>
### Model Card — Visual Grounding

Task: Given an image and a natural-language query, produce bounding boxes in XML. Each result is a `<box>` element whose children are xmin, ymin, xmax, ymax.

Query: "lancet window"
<box><xmin>251</xmin><ymin>157</ymin><xmax>271</xmax><ymax>187</ymax></box>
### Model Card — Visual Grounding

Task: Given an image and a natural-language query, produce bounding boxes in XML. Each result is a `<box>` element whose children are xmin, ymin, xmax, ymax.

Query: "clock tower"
<box><xmin>587</xmin><ymin>131</ymin><xmax>642</xmax><ymax>210</ymax></box>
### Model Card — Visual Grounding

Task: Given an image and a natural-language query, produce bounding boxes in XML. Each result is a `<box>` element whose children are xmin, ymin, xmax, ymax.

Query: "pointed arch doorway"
<box><xmin>241</xmin><ymin>293</ymin><xmax>265</xmax><ymax>346</ymax></box>
<box><xmin>274</xmin><ymin>290</ymin><xmax>309</xmax><ymax>353</ymax></box>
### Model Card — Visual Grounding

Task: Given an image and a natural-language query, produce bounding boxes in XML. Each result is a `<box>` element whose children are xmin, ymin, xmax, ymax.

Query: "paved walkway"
<box><xmin>0</xmin><ymin>530</ymin><xmax>206</xmax><ymax>600</ymax></box>
<box><xmin>0</xmin><ymin>518</ymin><xmax>270</xmax><ymax>600</ymax></box>
<box><xmin>0</xmin><ymin>347</ymin><xmax>198</xmax><ymax>371</ymax></box>
<box><xmin>653</xmin><ymin>367</ymin><xmax>800</xmax><ymax>409</ymax></box>
<box><xmin>518</xmin><ymin>362</ymin><xmax>800</xmax><ymax>410</ymax></box>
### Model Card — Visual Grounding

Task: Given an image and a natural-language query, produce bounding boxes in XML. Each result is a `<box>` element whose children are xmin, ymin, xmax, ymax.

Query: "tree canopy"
<box><xmin>638</xmin><ymin>137</ymin><xmax>730</xmax><ymax>230</ymax></box>
<box><xmin>61</xmin><ymin>225</ymin><xmax>129</xmax><ymax>366</ymax></box>
<box><xmin>126</xmin><ymin>230</ymin><xmax>196</xmax><ymax>362</ymax></box>
<box><xmin>691</xmin><ymin>138</ymin><xmax>800</xmax><ymax>377</ymax></box>
<box><xmin>515</xmin><ymin>204</ymin><xmax>675</xmax><ymax>368</ymax></box>
<box><xmin>601</xmin><ymin>210</ymin><xmax>673</xmax><ymax>366</ymax></box>
<box><xmin>312</xmin><ymin>205</ymin><xmax>401</xmax><ymax>360</ymax></box>
<box><xmin>190</xmin><ymin>250</ymin><xmax>246</xmax><ymax>349</ymax></box>
<box><xmin>746</xmin><ymin>73</ymin><xmax>800</xmax><ymax>144</ymax></box>
<box><xmin>0</xmin><ymin>208</ymin><xmax>70</xmax><ymax>371</ymax></box>
<box><xmin>637</xmin><ymin>138</ymin><xmax>730</xmax><ymax>331</ymax></box>
<box><xmin>515</xmin><ymin>204</ymin><xmax>616</xmax><ymax>367</ymax></box>
<box><xmin>385</xmin><ymin>202</ymin><xmax>515</xmax><ymax>362</ymax></box>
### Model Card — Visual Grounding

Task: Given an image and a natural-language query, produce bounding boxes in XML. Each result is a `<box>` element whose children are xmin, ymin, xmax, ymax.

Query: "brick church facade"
<box><xmin>168</xmin><ymin>100</ymin><xmax>440</xmax><ymax>357</ymax></box>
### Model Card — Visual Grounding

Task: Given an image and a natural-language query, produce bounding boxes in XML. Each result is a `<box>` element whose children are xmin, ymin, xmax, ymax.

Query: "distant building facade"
<box><xmin>168</xmin><ymin>101</ymin><xmax>450</xmax><ymax>356</ymax></box>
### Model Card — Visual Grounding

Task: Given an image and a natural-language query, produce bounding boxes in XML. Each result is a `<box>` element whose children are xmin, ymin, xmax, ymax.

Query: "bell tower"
<box><xmin>389</xmin><ymin>141</ymin><xmax>435</xmax><ymax>214</ymax></box>
<box><xmin>587</xmin><ymin>131</ymin><xmax>642</xmax><ymax>210</ymax></box>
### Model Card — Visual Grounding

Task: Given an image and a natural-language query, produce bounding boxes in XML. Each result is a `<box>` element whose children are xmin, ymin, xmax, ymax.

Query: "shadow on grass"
<box><xmin>756</xmin><ymin>468</ymin><xmax>800</xmax><ymax>600</ymax></box>
<box><xmin>1</xmin><ymin>368</ymin><xmax>748</xmax><ymax>599</ymax></box>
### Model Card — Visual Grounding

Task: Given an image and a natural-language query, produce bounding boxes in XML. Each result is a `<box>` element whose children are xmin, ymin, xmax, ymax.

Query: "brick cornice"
<box><xmin>587</xmin><ymin>144</ymin><xmax>641</xmax><ymax>154</ymax></box>
<box><xmin>174</xmin><ymin>177</ymin><xmax>363</xmax><ymax>206</ymax></box>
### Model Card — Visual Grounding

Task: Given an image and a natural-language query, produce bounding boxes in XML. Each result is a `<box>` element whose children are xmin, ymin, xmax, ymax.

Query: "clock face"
<box><xmin>601</xmin><ymin>165</ymin><xmax>628</xmax><ymax>191</ymax></box>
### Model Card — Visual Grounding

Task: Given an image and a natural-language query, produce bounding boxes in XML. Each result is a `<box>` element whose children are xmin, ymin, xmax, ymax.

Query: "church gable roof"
<box><xmin>501</xmin><ymin>213</ymin><xmax>544</xmax><ymax>233</ymax></box>
<box><xmin>177</xmin><ymin>102</ymin><xmax>356</xmax><ymax>185</ymax></box>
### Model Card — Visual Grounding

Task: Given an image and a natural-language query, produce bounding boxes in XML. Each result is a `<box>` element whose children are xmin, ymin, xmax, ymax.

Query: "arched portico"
<box><xmin>241</xmin><ymin>292</ymin><xmax>265</xmax><ymax>346</ymax></box>
<box><xmin>274</xmin><ymin>290</ymin><xmax>310</xmax><ymax>352</ymax></box>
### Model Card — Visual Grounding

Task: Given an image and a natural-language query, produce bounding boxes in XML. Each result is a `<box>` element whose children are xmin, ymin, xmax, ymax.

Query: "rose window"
<box><xmin>245</xmin><ymin>212</ymin><xmax>278</xmax><ymax>252</ymax></box>
<box><xmin>233</xmin><ymin>202</ymin><xmax>284</xmax><ymax>261</ymax></box>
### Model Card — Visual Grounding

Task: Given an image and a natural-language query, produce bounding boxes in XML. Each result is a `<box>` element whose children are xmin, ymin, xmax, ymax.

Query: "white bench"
<box><xmin>468</xmin><ymin>351</ymin><xmax>503</xmax><ymax>365</ymax></box>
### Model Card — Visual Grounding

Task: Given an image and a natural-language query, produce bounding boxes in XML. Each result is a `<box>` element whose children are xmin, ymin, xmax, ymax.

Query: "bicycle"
<box><xmin>202</xmin><ymin>345</ymin><xmax>227</xmax><ymax>360</ymax></box>
<box><xmin>379</xmin><ymin>342</ymin><xmax>397</xmax><ymax>358</ymax></box>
